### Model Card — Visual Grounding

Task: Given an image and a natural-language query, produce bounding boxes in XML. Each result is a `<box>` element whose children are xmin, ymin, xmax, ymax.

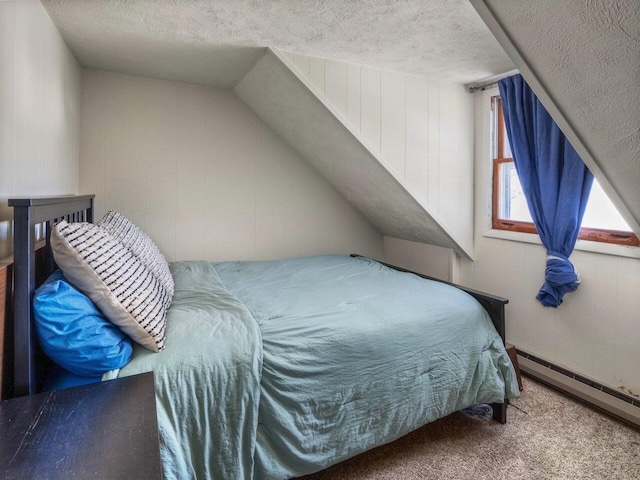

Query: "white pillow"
<box><xmin>51</xmin><ymin>220</ymin><xmax>167</xmax><ymax>352</ymax></box>
<box><xmin>99</xmin><ymin>210</ymin><xmax>175</xmax><ymax>302</ymax></box>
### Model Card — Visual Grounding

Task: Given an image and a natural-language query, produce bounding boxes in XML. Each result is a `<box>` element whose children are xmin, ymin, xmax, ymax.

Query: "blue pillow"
<box><xmin>33</xmin><ymin>270</ymin><xmax>133</xmax><ymax>377</ymax></box>
<box><xmin>42</xmin><ymin>365</ymin><xmax>103</xmax><ymax>392</ymax></box>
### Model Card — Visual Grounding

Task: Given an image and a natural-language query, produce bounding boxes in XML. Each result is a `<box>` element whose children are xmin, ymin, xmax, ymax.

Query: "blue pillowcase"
<box><xmin>42</xmin><ymin>365</ymin><xmax>103</xmax><ymax>392</ymax></box>
<box><xmin>33</xmin><ymin>270</ymin><xmax>133</xmax><ymax>377</ymax></box>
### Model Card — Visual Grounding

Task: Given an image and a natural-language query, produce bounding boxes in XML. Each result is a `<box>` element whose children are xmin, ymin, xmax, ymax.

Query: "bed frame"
<box><xmin>4</xmin><ymin>195</ymin><xmax>94</xmax><ymax>398</ymax></box>
<box><xmin>2</xmin><ymin>194</ymin><xmax>508</xmax><ymax>423</ymax></box>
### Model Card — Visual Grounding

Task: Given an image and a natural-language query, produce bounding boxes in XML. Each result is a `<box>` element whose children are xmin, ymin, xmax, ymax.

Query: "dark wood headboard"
<box><xmin>0</xmin><ymin>255</ymin><xmax>13</xmax><ymax>400</ymax></box>
<box><xmin>5</xmin><ymin>195</ymin><xmax>95</xmax><ymax>398</ymax></box>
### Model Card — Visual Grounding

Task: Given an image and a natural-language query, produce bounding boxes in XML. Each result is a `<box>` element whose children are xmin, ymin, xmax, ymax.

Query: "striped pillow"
<box><xmin>99</xmin><ymin>211</ymin><xmax>174</xmax><ymax>301</ymax></box>
<box><xmin>51</xmin><ymin>220</ymin><xmax>168</xmax><ymax>352</ymax></box>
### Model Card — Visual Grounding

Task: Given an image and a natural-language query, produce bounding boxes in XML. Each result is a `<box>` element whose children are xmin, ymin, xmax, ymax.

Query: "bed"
<box><xmin>4</xmin><ymin>195</ymin><xmax>520</xmax><ymax>479</ymax></box>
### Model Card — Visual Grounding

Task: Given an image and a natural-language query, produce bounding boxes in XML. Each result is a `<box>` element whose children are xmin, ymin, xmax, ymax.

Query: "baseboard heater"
<box><xmin>516</xmin><ymin>349</ymin><xmax>640</xmax><ymax>428</ymax></box>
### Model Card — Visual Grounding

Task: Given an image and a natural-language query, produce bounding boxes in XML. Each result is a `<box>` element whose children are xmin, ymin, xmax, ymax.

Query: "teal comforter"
<box><xmin>116</xmin><ymin>255</ymin><xmax>520</xmax><ymax>479</ymax></box>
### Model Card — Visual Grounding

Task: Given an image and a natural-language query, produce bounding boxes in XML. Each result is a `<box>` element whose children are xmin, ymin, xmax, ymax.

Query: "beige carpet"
<box><xmin>302</xmin><ymin>376</ymin><xmax>640</xmax><ymax>479</ymax></box>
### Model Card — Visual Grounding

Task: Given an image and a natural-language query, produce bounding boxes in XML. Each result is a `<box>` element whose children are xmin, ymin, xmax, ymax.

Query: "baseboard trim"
<box><xmin>516</xmin><ymin>350</ymin><xmax>640</xmax><ymax>428</ymax></box>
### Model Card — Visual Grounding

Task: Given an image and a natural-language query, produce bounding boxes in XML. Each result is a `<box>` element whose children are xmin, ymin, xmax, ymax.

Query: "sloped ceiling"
<box><xmin>471</xmin><ymin>0</ymin><xmax>640</xmax><ymax>235</ymax></box>
<box><xmin>235</xmin><ymin>50</ymin><xmax>473</xmax><ymax>259</ymax></box>
<box><xmin>41</xmin><ymin>0</ymin><xmax>639</xmax><ymax>252</ymax></box>
<box><xmin>42</xmin><ymin>0</ymin><xmax>514</xmax><ymax>87</ymax></box>
<box><xmin>40</xmin><ymin>0</ymin><xmax>511</xmax><ymax>258</ymax></box>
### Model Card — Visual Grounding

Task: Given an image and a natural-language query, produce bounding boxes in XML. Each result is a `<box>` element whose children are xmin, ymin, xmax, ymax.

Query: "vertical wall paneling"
<box><xmin>78</xmin><ymin>71</ymin><xmax>104</xmax><ymax>219</ymax></box>
<box><xmin>175</xmin><ymin>84</ymin><xmax>212</xmax><ymax>260</ymax></box>
<box><xmin>0</xmin><ymin>0</ymin><xmax>80</xmax><ymax>258</ymax></box>
<box><xmin>614</xmin><ymin>258</ymin><xmax>640</xmax><ymax>395</ymax></box>
<box><xmin>120</xmin><ymin>75</ymin><xmax>153</xmax><ymax>228</ymax></box>
<box><xmin>554</xmin><ymin>250</ymin><xmax>595</xmax><ymax>371</ymax></box>
<box><xmin>383</xmin><ymin>236</ymin><xmax>453</xmax><ymax>281</ymax></box>
<box><xmin>324</xmin><ymin>60</ymin><xmax>348</xmax><ymax>119</ymax></box>
<box><xmin>101</xmin><ymin>72</ymin><xmax>125</xmax><ymax>213</ymax></box>
<box><xmin>281</xmin><ymin>51</ymin><xmax>295</xmax><ymax>64</ymax></box>
<box><xmin>308</xmin><ymin>57</ymin><xmax>326</xmax><ymax>95</ymax></box>
<box><xmin>293</xmin><ymin>54</ymin><xmax>311</xmax><ymax>81</ymax></box>
<box><xmin>405</xmin><ymin>76</ymin><xmax>429</xmax><ymax>197</ymax></box>
<box><xmin>12</xmin><ymin>3</ymin><xmax>38</xmax><ymax>195</ymax></box>
<box><xmin>0</xmin><ymin>4</ymin><xmax>17</xmax><ymax>243</ymax></box>
<box><xmin>438</xmin><ymin>83</ymin><xmax>458</xmax><ymax>225</ymax></box>
<box><xmin>254</xmin><ymin>122</ymin><xmax>280</xmax><ymax>258</ymax></box>
<box><xmin>279</xmin><ymin>52</ymin><xmax>475</xmax><ymax>264</ymax></box>
<box><xmin>438</xmin><ymin>82</ymin><xmax>474</xmax><ymax>244</ymax></box>
<box><xmin>473</xmin><ymin>87</ymin><xmax>640</xmax><ymax>398</ymax></box>
<box><xmin>215</xmin><ymin>94</ymin><xmax>258</xmax><ymax>261</ymax></box>
<box><xmin>79</xmin><ymin>70</ymin><xmax>384</xmax><ymax>263</ymax></box>
<box><xmin>380</xmin><ymin>71</ymin><xmax>406</xmax><ymax>177</ymax></box>
<box><xmin>589</xmin><ymin>254</ymin><xmax>618</xmax><ymax>382</ymax></box>
<box><xmin>427</xmin><ymin>80</ymin><xmax>440</xmax><ymax>212</ymax></box>
<box><xmin>346</xmin><ymin>64</ymin><xmax>361</xmax><ymax>131</ymax></box>
<box><xmin>456</xmin><ymin>253</ymin><xmax>474</xmax><ymax>288</ymax></box>
<box><xmin>360</xmin><ymin>66</ymin><xmax>382</xmax><ymax>154</ymax></box>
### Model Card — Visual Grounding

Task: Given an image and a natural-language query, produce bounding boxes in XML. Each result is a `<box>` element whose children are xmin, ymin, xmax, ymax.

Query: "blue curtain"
<box><xmin>498</xmin><ymin>74</ymin><xmax>594</xmax><ymax>307</ymax></box>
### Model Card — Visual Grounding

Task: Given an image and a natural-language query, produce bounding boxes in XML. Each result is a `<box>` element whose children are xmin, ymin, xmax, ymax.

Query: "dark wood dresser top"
<box><xmin>0</xmin><ymin>372</ymin><xmax>162</xmax><ymax>479</ymax></box>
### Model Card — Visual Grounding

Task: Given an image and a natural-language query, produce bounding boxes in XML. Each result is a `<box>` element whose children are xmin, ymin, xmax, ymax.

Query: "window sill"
<box><xmin>482</xmin><ymin>228</ymin><xmax>640</xmax><ymax>259</ymax></box>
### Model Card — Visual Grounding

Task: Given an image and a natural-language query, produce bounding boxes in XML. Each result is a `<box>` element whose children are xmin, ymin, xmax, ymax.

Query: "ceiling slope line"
<box><xmin>470</xmin><ymin>0</ymin><xmax>640</xmax><ymax>236</ymax></box>
<box><xmin>233</xmin><ymin>48</ymin><xmax>474</xmax><ymax>260</ymax></box>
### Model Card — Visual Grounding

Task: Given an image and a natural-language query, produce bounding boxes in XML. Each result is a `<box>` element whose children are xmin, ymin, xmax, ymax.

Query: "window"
<box><xmin>492</xmin><ymin>96</ymin><xmax>639</xmax><ymax>246</ymax></box>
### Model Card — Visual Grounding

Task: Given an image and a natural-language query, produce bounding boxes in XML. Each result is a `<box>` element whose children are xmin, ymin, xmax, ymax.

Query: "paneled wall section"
<box><xmin>79</xmin><ymin>69</ymin><xmax>384</xmax><ymax>263</ymax></box>
<box><xmin>0</xmin><ymin>0</ymin><xmax>80</xmax><ymax>258</ymax></box>
<box><xmin>281</xmin><ymin>52</ymin><xmax>474</xmax><ymax>252</ymax></box>
<box><xmin>383</xmin><ymin>237</ymin><xmax>454</xmax><ymax>281</ymax></box>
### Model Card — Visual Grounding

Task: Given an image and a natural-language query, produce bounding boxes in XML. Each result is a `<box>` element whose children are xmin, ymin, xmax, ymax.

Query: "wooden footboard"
<box><xmin>350</xmin><ymin>254</ymin><xmax>510</xmax><ymax>424</ymax></box>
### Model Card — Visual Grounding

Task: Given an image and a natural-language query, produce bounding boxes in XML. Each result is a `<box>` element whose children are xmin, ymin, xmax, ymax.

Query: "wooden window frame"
<box><xmin>492</xmin><ymin>96</ymin><xmax>639</xmax><ymax>247</ymax></box>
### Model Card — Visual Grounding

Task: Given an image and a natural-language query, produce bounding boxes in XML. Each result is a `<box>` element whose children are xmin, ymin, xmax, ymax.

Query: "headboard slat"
<box><xmin>7</xmin><ymin>195</ymin><xmax>95</xmax><ymax>397</ymax></box>
<box><xmin>0</xmin><ymin>258</ymin><xmax>13</xmax><ymax>400</ymax></box>
<box><xmin>9</xmin><ymin>197</ymin><xmax>94</xmax><ymax>226</ymax></box>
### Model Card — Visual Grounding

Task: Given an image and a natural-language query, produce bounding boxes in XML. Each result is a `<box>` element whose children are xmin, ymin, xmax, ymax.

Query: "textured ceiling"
<box><xmin>42</xmin><ymin>0</ymin><xmax>515</xmax><ymax>88</ymax></box>
<box><xmin>472</xmin><ymin>0</ymin><xmax>640</xmax><ymax>235</ymax></box>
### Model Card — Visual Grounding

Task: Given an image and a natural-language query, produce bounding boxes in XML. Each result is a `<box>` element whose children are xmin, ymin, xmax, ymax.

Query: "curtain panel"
<box><xmin>498</xmin><ymin>74</ymin><xmax>593</xmax><ymax>307</ymax></box>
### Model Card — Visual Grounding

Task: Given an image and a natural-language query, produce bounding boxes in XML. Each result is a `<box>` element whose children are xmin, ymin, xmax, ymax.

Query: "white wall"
<box><xmin>0</xmin><ymin>0</ymin><xmax>81</xmax><ymax>258</ymax></box>
<box><xmin>472</xmin><ymin>88</ymin><xmax>640</xmax><ymax>399</ymax></box>
<box><xmin>383</xmin><ymin>237</ymin><xmax>454</xmax><ymax>281</ymax></box>
<box><xmin>79</xmin><ymin>69</ymin><xmax>384</xmax><ymax>263</ymax></box>
<box><xmin>280</xmin><ymin>52</ymin><xmax>475</xmax><ymax>254</ymax></box>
